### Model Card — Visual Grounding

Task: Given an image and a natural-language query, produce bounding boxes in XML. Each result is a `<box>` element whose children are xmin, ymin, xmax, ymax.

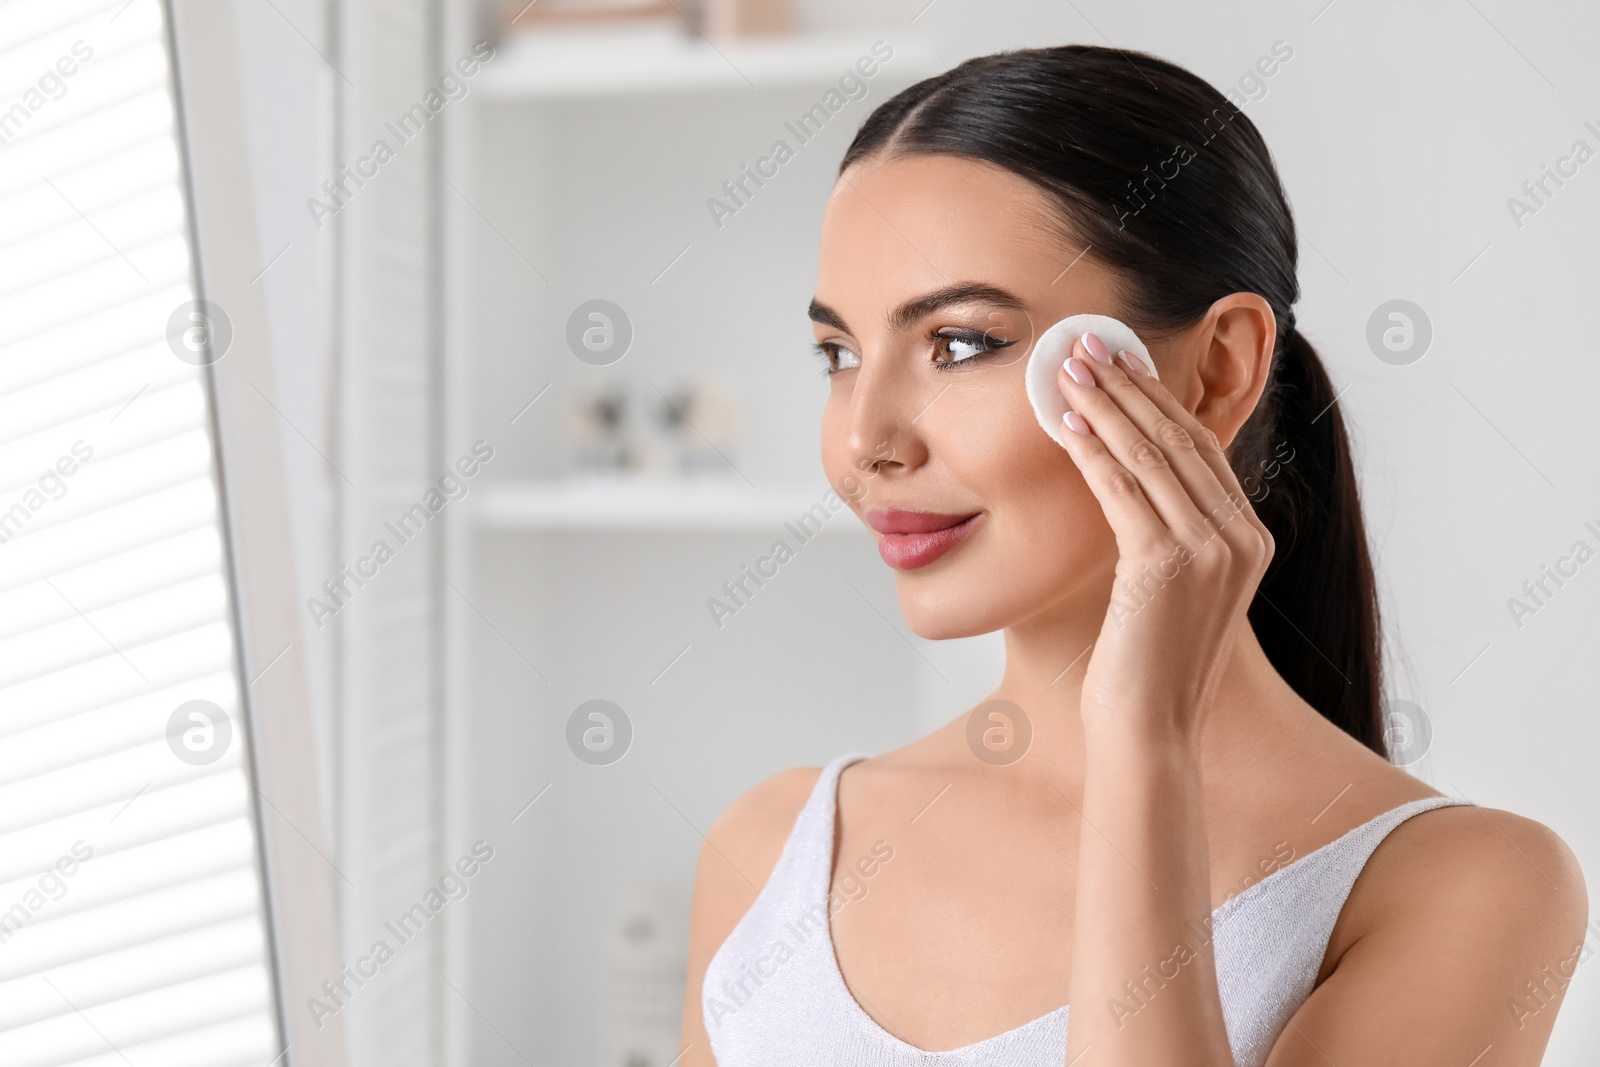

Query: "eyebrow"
<box><xmin>807</xmin><ymin>282</ymin><xmax>1029</xmax><ymax>336</ymax></box>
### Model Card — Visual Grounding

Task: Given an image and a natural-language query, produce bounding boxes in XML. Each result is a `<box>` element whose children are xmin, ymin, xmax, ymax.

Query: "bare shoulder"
<box><xmin>702</xmin><ymin>764</ymin><xmax>825</xmax><ymax>889</ymax></box>
<box><xmin>1358</xmin><ymin>803</ymin><xmax>1585</xmax><ymax>921</ymax></box>
<box><xmin>1326</xmin><ymin>800</ymin><xmax>1588</xmax><ymax>989</ymax></box>
<box><xmin>1279</xmin><ymin>805</ymin><xmax>1589</xmax><ymax>1065</ymax></box>
<box><xmin>678</xmin><ymin>765</ymin><xmax>823</xmax><ymax>1066</ymax></box>
<box><xmin>692</xmin><ymin>764</ymin><xmax>825</xmax><ymax>944</ymax></box>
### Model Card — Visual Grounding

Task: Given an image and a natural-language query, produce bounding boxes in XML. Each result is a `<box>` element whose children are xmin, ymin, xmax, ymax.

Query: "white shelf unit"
<box><xmin>443</xmin><ymin>22</ymin><xmax>953</xmax><ymax>1067</ymax></box>
<box><xmin>472</xmin><ymin>477</ymin><xmax>870</xmax><ymax>531</ymax></box>
<box><xmin>479</xmin><ymin>24</ymin><xmax>942</xmax><ymax>98</ymax></box>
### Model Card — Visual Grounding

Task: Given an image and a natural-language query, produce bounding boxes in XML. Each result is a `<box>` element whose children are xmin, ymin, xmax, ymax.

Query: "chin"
<box><xmin>897</xmin><ymin>589</ymin><xmax>1002</xmax><ymax>640</ymax></box>
<box><xmin>886</xmin><ymin>522</ymin><xmax>1110</xmax><ymax>641</ymax></box>
<box><xmin>886</xmin><ymin>541</ymin><xmax>1033</xmax><ymax>641</ymax></box>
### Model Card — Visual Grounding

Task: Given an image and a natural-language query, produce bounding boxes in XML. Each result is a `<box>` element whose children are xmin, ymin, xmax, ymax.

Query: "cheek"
<box><xmin>897</xmin><ymin>390</ymin><xmax>1117</xmax><ymax>635</ymax></box>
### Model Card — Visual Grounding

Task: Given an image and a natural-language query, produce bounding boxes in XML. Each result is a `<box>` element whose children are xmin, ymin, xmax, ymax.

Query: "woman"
<box><xmin>678</xmin><ymin>45</ymin><xmax>1585</xmax><ymax>1066</ymax></box>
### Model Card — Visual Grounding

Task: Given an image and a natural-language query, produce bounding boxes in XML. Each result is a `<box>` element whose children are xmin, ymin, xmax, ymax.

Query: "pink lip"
<box><xmin>866</xmin><ymin>509</ymin><xmax>983</xmax><ymax>570</ymax></box>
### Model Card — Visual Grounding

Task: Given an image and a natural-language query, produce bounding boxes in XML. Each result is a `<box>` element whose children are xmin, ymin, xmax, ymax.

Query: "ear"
<box><xmin>1188</xmin><ymin>293</ymin><xmax>1276</xmax><ymax>448</ymax></box>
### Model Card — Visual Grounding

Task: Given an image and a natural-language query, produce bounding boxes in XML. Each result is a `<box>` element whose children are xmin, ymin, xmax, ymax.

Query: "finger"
<box><xmin>1070</xmin><ymin>333</ymin><xmax>1254</xmax><ymax>550</ymax></box>
<box><xmin>1054</xmin><ymin>406</ymin><xmax>1180</xmax><ymax>560</ymax></box>
<box><xmin>1057</xmin><ymin>342</ymin><xmax>1211</xmax><ymax>542</ymax></box>
<box><xmin>1110</xmin><ymin>348</ymin><xmax>1274</xmax><ymax>556</ymax></box>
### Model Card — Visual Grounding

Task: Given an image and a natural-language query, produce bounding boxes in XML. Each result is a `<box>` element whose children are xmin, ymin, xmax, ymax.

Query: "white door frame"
<box><xmin>166</xmin><ymin>4</ymin><xmax>349</xmax><ymax>1064</ymax></box>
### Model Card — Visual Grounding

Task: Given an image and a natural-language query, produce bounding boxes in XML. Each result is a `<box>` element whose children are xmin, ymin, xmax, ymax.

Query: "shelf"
<box><xmin>478</xmin><ymin>25</ymin><xmax>942</xmax><ymax>99</ymax></box>
<box><xmin>471</xmin><ymin>477</ymin><xmax>869</xmax><ymax>532</ymax></box>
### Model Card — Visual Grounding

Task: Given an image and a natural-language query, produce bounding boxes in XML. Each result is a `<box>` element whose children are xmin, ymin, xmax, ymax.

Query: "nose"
<box><xmin>841</xmin><ymin>347</ymin><xmax>928</xmax><ymax>480</ymax></box>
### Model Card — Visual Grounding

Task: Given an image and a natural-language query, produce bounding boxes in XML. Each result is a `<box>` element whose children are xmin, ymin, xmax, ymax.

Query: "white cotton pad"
<box><xmin>1024</xmin><ymin>313</ymin><xmax>1159</xmax><ymax>452</ymax></box>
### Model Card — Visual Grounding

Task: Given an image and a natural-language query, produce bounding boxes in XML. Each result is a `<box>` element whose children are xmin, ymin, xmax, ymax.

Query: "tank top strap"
<box><xmin>1211</xmin><ymin>793</ymin><xmax>1476</xmax><ymax>1066</ymax></box>
<box><xmin>788</xmin><ymin>752</ymin><xmax>870</xmax><ymax>901</ymax></box>
<box><xmin>1217</xmin><ymin>793</ymin><xmax>1474</xmax><ymax>927</ymax></box>
<box><xmin>1317</xmin><ymin>794</ymin><xmax>1475</xmax><ymax>899</ymax></box>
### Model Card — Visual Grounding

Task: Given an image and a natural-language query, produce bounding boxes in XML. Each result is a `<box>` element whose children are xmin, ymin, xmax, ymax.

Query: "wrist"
<box><xmin>1080</xmin><ymin>706</ymin><xmax>1204</xmax><ymax>767</ymax></box>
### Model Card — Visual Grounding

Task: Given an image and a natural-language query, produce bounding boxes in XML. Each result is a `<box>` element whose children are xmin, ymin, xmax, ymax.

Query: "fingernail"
<box><xmin>1082</xmin><ymin>332</ymin><xmax>1112</xmax><ymax>365</ymax></box>
<box><xmin>1118</xmin><ymin>349</ymin><xmax>1150</xmax><ymax>377</ymax></box>
<box><xmin>1063</xmin><ymin>410</ymin><xmax>1090</xmax><ymax>436</ymax></box>
<box><xmin>1064</xmin><ymin>356</ymin><xmax>1096</xmax><ymax>387</ymax></box>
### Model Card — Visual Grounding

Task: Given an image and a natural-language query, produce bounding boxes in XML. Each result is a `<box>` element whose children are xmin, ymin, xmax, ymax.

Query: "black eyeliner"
<box><xmin>931</xmin><ymin>327</ymin><xmax>1016</xmax><ymax>371</ymax></box>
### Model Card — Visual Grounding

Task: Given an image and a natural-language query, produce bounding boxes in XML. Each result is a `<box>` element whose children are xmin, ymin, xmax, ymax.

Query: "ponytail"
<box><xmin>1233</xmin><ymin>329</ymin><xmax>1387</xmax><ymax>756</ymax></box>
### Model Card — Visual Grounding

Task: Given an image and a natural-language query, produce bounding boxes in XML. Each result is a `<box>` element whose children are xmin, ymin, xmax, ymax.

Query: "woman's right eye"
<box><xmin>811</xmin><ymin>341</ymin><xmax>861</xmax><ymax>375</ymax></box>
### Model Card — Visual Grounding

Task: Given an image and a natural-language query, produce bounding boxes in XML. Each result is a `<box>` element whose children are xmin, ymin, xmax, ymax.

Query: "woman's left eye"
<box><xmin>932</xmin><ymin>329</ymin><xmax>1015</xmax><ymax>369</ymax></box>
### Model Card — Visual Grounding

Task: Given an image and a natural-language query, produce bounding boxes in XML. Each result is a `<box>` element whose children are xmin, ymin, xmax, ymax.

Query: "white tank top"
<box><xmin>702</xmin><ymin>752</ymin><xmax>1469</xmax><ymax>1066</ymax></box>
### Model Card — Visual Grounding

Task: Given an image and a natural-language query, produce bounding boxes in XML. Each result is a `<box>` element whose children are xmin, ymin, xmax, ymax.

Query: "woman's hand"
<box><xmin>1054</xmin><ymin>330</ymin><xmax>1275</xmax><ymax>747</ymax></box>
<box><xmin>1054</xmin><ymin>328</ymin><xmax>1272</xmax><ymax>1067</ymax></box>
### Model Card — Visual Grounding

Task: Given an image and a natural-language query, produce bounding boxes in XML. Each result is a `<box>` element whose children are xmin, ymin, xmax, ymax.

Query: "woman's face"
<box><xmin>812</xmin><ymin>153</ymin><xmax>1154</xmax><ymax>639</ymax></box>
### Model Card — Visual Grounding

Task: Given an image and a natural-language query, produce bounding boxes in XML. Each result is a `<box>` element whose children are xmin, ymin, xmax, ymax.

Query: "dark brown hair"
<box><xmin>840</xmin><ymin>45</ymin><xmax>1386</xmax><ymax>755</ymax></box>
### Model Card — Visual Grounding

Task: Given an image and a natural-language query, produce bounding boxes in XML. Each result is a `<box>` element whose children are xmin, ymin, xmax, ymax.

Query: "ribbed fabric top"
<box><xmin>703</xmin><ymin>752</ymin><xmax>1470</xmax><ymax>1066</ymax></box>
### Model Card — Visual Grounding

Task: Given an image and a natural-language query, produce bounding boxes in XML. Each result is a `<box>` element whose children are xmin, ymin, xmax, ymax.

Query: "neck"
<box><xmin>982</xmin><ymin>597</ymin><xmax>1287</xmax><ymax>786</ymax></box>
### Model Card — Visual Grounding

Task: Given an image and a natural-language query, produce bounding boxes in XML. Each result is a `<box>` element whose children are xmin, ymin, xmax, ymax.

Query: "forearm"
<box><xmin>1063</xmin><ymin>723</ymin><xmax>1234</xmax><ymax>1066</ymax></box>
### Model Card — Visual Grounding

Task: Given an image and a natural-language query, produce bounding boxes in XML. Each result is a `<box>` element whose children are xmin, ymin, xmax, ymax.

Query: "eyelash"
<box><xmin>810</xmin><ymin>328</ymin><xmax>1017</xmax><ymax>377</ymax></box>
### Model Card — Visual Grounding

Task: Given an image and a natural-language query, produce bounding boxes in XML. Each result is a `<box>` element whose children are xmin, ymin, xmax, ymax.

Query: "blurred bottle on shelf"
<box><xmin>565</xmin><ymin>377</ymin><xmax>744</xmax><ymax>479</ymax></box>
<box><xmin>651</xmin><ymin>376</ymin><xmax>744</xmax><ymax>477</ymax></box>
<box><xmin>566</xmin><ymin>380</ymin><xmax>633</xmax><ymax>474</ymax></box>
<box><xmin>603</xmin><ymin>884</ymin><xmax>688</xmax><ymax>1067</ymax></box>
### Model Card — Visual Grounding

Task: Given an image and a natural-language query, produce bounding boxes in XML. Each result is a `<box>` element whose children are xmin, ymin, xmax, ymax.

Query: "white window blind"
<box><xmin>0</xmin><ymin>1</ymin><xmax>282</xmax><ymax>1065</ymax></box>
